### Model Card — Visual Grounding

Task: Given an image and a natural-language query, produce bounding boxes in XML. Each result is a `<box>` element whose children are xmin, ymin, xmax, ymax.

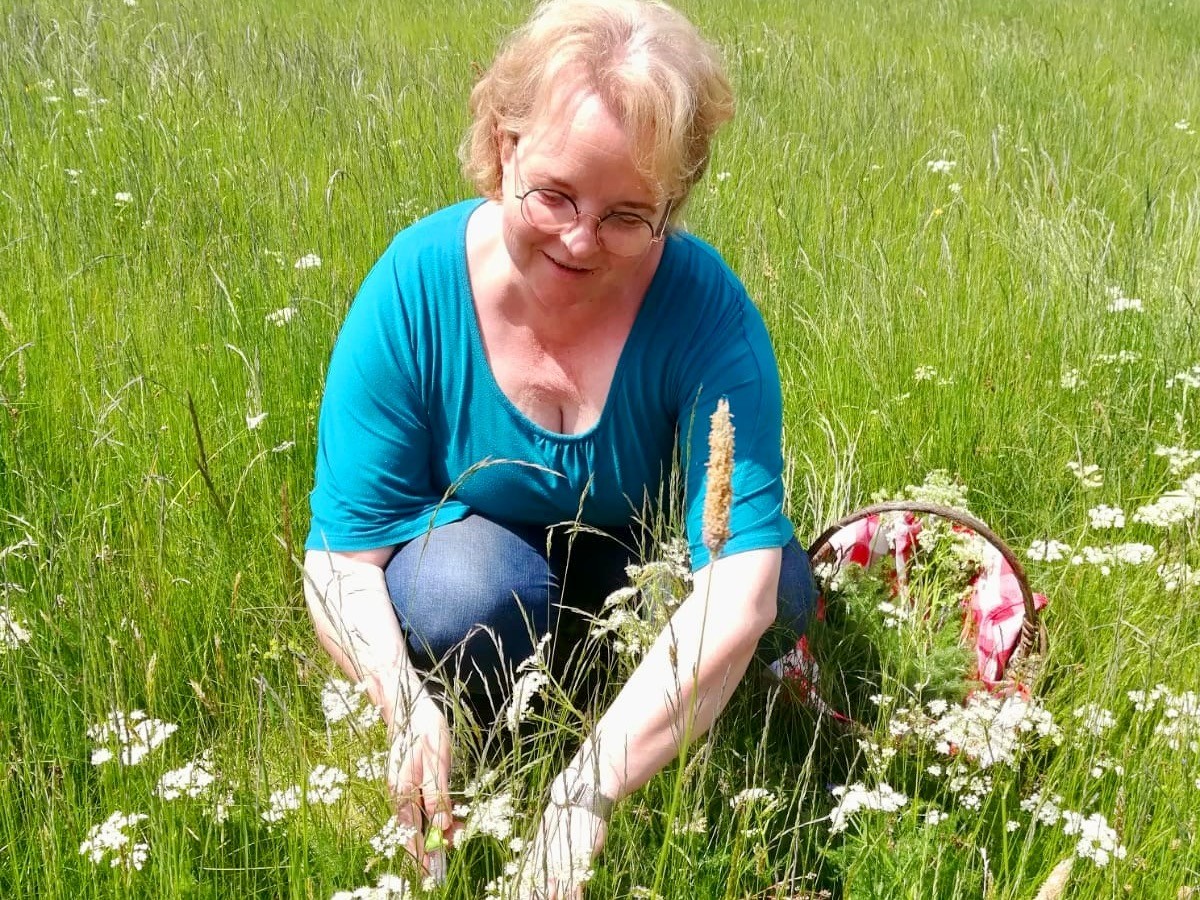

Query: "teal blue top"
<box><xmin>306</xmin><ymin>200</ymin><xmax>794</xmax><ymax>570</ymax></box>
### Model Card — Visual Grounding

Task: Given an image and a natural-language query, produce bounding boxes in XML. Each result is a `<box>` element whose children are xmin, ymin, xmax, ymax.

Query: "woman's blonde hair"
<box><xmin>461</xmin><ymin>0</ymin><xmax>734</xmax><ymax>210</ymax></box>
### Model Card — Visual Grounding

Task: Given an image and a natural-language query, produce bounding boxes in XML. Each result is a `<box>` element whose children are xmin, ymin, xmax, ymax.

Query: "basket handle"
<box><xmin>807</xmin><ymin>501</ymin><xmax>1048</xmax><ymax>659</ymax></box>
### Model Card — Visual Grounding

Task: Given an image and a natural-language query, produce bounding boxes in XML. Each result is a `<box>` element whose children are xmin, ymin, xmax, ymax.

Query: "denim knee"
<box><xmin>384</xmin><ymin>516</ymin><xmax>558</xmax><ymax>684</ymax></box>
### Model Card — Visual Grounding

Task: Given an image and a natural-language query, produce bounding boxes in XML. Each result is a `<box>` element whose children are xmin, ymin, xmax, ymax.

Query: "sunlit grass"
<box><xmin>2</xmin><ymin>0</ymin><xmax>1199</xmax><ymax>896</ymax></box>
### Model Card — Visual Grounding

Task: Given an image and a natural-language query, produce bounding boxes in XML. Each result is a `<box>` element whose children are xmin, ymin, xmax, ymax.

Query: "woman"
<box><xmin>302</xmin><ymin>0</ymin><xmax>815</xmax><ymax>894</ymax></box>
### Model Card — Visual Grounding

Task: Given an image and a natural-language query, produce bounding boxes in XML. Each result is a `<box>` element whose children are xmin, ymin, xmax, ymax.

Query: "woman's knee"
<box><xmin>384</xmin><ymin>515</ymin><xmax>557</xmax><ymax>668</ymax></box>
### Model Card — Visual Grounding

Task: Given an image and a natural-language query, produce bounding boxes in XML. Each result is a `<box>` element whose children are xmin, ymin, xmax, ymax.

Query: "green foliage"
<box><xmin>1</xmin><ymin>0</ymin><xmax>1199</xmax><ymax>896</ymax></box>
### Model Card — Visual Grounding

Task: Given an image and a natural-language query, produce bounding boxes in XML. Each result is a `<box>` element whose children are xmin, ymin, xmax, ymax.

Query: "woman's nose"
<box><xmin>559</xmin><ymin>213</ymin><xmax>602</xmax><ymax>256</ymax></box>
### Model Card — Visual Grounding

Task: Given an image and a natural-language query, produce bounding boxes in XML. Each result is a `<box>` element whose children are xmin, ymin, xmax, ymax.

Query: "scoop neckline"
<box><xmin>456</xmin><ymin>199</ymin><xmax>675</xmax><ymax>443</ymax></box>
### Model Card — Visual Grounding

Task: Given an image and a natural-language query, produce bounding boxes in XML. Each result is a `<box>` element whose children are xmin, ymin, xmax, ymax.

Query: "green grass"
<box><xmin>2</xmin><ymin>0</ymin><xmax>1199</xmax><ymax>896</ymax></box>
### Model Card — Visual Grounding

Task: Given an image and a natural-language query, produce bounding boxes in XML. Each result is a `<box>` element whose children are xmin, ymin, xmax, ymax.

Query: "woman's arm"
<box><xmin>570</xmin><ymin>545</ymin><xmax>781</xmax><ymax>797</ymax></box>
<box><xmin>303</xmin><ymin>549</ymin><xmax>455</xmax><ymax>874</ymax></box>
<box><xmin>521</xmin><ymin>547</ymin><xmax>781</xmax><ymax>895</ymax></box>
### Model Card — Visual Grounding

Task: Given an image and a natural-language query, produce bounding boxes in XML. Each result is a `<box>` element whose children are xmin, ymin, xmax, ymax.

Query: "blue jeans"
<box><xmin>384</xmin><ymin>514</ymin><xmax>816</xmax><ymax>701</ymax></box>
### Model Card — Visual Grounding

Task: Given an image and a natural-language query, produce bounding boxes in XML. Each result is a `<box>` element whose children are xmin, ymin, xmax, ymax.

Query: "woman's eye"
<box><xmin>607</xmin><ymin>213</ymin><xmax>650</xmax><ymax>231</ymax></box>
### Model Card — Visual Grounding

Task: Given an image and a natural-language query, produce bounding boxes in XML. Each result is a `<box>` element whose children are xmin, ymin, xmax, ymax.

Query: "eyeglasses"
<box><xmin>512</xmin><ymin>150</ymin><xmax>672</xmax><ymax>258</ymax></box>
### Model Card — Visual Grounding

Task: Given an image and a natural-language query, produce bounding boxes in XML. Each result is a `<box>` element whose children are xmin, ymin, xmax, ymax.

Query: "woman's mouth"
<box><xmin>543</xmin><ymin>252</ymin><xmax>592</xmax><ymax>275</ymax></box>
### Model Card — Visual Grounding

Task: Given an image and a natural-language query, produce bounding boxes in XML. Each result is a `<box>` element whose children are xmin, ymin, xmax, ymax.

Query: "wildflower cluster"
<box><xmin>1019</xmin><ymin>794</ymin><xmax>1128</xmax><ymax>868</ymax></box>
<box><xmin>79</xmin><ymin>811</ymin><xmax>149</xmax><ymax>870</ymax></box>
<box><xmin>587</xmin><ymin>537</ymin><xmax>691</xmax><ymax>664</ymax></box>
<box><xmin>88</xmin><ymin>710</ymin><xmax>178</xmax><ymax>766</ymax></box>
<box><xmin>321</xmin><ymin>678</ymin><xmax>381</xmax><ymax>730</ymax></box>
<box><xmin>0</xmin><ymin>605</ymin><xmax>31</xmax><ymax>650</ymax></box>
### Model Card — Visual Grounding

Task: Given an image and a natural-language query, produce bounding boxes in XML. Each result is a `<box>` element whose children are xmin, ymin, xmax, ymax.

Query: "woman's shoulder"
<box><xmin>380</xmin><ymin>198</ymin><xmax>483</xmax><ymax>261</ymax></box>
<box><xmin>658</xmin><ymin>229</ymin><xmax>750</xmax><ymax>309</ymax></box>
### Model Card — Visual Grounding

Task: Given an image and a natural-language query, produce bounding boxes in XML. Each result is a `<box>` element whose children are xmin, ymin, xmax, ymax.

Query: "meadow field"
<box><xmin>2</xmin><ymin>0</ymin><xmax>1199</xmax><ymax>896</ymax></box>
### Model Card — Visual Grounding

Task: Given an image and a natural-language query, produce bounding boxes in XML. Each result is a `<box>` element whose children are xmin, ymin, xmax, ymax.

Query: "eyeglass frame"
<box><xmin>510</xmin><ymin>147</ymin><xmax>674</xmax><ymax>257</ymax></box>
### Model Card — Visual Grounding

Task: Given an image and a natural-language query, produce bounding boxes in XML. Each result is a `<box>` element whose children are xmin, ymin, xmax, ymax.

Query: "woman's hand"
<box><xmin>386</xmin><ymin>687</ymin><xmax>458</xmax><ymax>879</ymax></box>
<box><xmin>517</xmin><ymin>797</ymin><xmax>608</xmax><ymax>899</ymax></box>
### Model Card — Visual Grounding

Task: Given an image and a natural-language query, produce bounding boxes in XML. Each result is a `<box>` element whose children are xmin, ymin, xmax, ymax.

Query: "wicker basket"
<box><xmin>805</xmin><ymin>500</ymin><xmax>1049</xmax><ymax>680</ymax></box>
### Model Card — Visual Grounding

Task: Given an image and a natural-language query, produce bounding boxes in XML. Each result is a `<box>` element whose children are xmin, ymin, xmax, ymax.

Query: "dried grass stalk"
<box><xmin>702</xmin><ymin>398</ymin><xmax>734</xmax><ymax>557</ymax></box>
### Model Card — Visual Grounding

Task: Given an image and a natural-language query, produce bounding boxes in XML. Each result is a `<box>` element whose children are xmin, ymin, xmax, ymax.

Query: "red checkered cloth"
<box><xmin>772</xmin><ymin>511</ymin><xmax>1047</xmax><ymax>710</ymax></box>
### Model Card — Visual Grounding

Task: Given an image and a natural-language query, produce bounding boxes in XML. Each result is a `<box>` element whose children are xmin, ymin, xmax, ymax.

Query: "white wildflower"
<box><xmin>1158</xmin><ymin>562</ymin><xmax>1200</xmax><ymax>592</ymax></box>
<box><xmin>355</xmin><ymin>751</ymin><xmax>389</xmax><ymax>781</ymax></box>
<box><xmin>948</xmin><ymin>182</ymin><xmax>962</xmax><ymax>194</ymax></box>
<box><xmin>923</xmin><ymin>808</ymin><xmax>949</xmax><ymax>826</ymax></box>
<box><xmin>320</xmin><ymin>678</ymin><xmax>379</xmax><ymax>730</ymax></box>
<box><xmin>265</xmin><ymin>306</ymin><xmax>298</xmax><ymax>326</ymax></box>
<box><xmin>505</xmin><ymin>669</ymin><xmax>548</xmax><ymax>732</ymax></box>
<box><xmin>307</xmin><ymin>765</ymin><xmax>348</xmax><ymax>805</ymax></box>
<box><xmin>1060</xmin><ymin>369</ymin><xmax>1085</xmax><ymax>390</ymax></box>
<box><xmin>331</xmin><ymin>873</ymin><xmax>412</xmax><ymax>899</ymax></box>
<box><xmin>458</xmin><ymin>791</ymin><xmax>516</xmax><ymax>843</ymax></box>
<box><xmin>88</xmin><ymin>710</ymin><xmax>178</xmax><ymax>766</ymax></box>
<box><xmin>1020</xmin><ymin>791</ymin><xmax>1064</xmax><ymax>827</ymax></box>
<box><xmin>1061</xmin><ymin>811</ymin><xmax>1127</xmax><ymax>868</ymax></box>
<box><xmin>114</xmin><ymin>192</ymin><xmax>133</xmax><ymax>205</ymax></box>
<box><xmin>1067</xmin><ymin>461</ymin><xmax>1103</xmax><ymax>489</ymax></box>
<box><xmin>828</xmin><ymin>782</ymin><xmax>908</xmax><ymax>833</ymax></box>
<box><xmin>927</xmin><ymin>692</ymin><xmax>1060</xmax><ymax>768</ymax></box>
<box><xmin>262</xmin><ymin>785</ymin><xmax>302</xmax><ymax>823</ymax></box>
<box><xmin>1166</xmin><ymin>366</ymin><xmax>1200</xmax><ymax>389</ymax></box>
<box><xmin>1154</xmin><ymin>445</ymin><xmax>1200</xmax><ymax>475</ymax></box>
<box><xmin>731</xmin><ymin>787</ymin><xmax>779</xmax><ymax>811</ymax></box>
<box><xmin>914</xmin><ymin>365</ymin><xmax>938</xmax><ymax>381</ymax></box>
<box><xmin>369</xmin><ymin>817</ymin><xmax>418</xmax><ymax>859</ymax></box>
<box><xmin>79</xmin><ymin>811</ymin><xmax>149</xmax><ymax>870</ymax></box>
<box><xmin>1133</xmin><ymin>479</ymin><xmax>1199</xmax><ymax>527</ymax></box>
<box><xmin>246</xmin><ymin>412</ymin><xmax>267</xmax><ymax>430</ymax></box>
<box><xmin>0</xmin><ymin>606</ymin><xmax>31</xmax><ymax>650</ymax></box>
<box><xmin>927</xmin><ymin>159</ymin><xmax>957</xmax><ymax>174</ymax></box>
<box><xmin>1087</xmin><ymin>505</ymin><xmax>1125</xmax><ymax>529</ymax></box>
<box><xmin>156</xmin><ymin>752</ymin><xmax>218</xmax><ymax>800</ymax></box>
<box><xmin>1027</xmin><ymin>539</ymin><xmax>1070</xmax><ymax>562</ymax></box>
<box><xmin>714</xmin><ymin>171</ymin><xmax>732</xmax><ymax>182</ymax></box>
<box><xmin>1096</xmin><ymin>350</ymin><xmax>1140</xmax><ymax>366</ymax></box>
<box><xmin>293</xmin><ymin>253</ymin><xmax>322</xmax><ymax>270</ymax></box>
<box><xmin>1073</xmin><ymin>704</ymin><xmax>1116</xmax><ymax>736</ymax></box>
<box><xmin>1105</xmin><ymin>287</ymin><xmax>1143</xmax><ymax>313</ymax></box>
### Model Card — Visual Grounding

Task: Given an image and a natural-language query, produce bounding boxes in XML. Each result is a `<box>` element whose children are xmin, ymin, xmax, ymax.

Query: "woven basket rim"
<box><xmin>806</xmin><ymin>500</ymin><xmax>1048</xmax><ymax>660</ymax></box>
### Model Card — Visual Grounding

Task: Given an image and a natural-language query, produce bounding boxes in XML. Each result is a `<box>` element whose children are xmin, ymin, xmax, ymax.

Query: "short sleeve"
<box><xmin>673</xmin><ymin>264</ymin><xmax>794</xmax><ymax>570</ymax></box>
<box><xmin>305</xmin><ymin>249</ymin><xmax>468</xmax><ymax>551</ymax></box>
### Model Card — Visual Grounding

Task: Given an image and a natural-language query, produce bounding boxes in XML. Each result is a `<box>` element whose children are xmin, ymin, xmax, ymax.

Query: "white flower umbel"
<box><xmin>455</xmin><ymin>791</ymin><xmax>516</xmax><ymax>843</ymax></box>
<box><xmin>265</xmin><ymin>306</ymin><xmax>298</xmax><ymax>326</ymax></box>
<box><xmin>913</xmin><ymin>365</ymin><xmax>938</xmax><ymax>381</ymax></box>
<box><xmin>926</xmin><ymin>692</ymin><xmax>1060</xmax><ymax>768</ymax></box>
<box><xmin>1133</xmin><ymin>476</ymin><xmax>1200</xmax><ymax>527</ymax></box>
<box><xmin>730</xmin><ymin>787</ymin><xmax>779</xmax><ymax>812</ymax></box>
<box><xmin>114</xmin><ymin>192</ymin><xmax>133</xmax><ymax>205</ymax></box>
<box><xmin>245</xmin><ymin>411</ymin><xmax>268</xmax><ymax>431</ymax></box>
<box><xmin>331</xmin><ymin>873</ymin><xmax>412</xmax><ymax>899</ymax></box>
<box><xmin>307</xmin><ymin>765</ymin><xmax>348</xmax><ymax>805</ymax></box>
<box><xmin>505</xmin><ymin>669</ymin><xmax>548</xmax><ymax>732</ymax></box>
<box><xmin>79</xmin><ymin>811</ymin><xmax>149</xmax><ymax>870</ymax></box>
<box><xmin>1061</xmin><ymin>811</ymin><xmax>1127</xmax><ymax>868</ymax></box>
<box><xmin>1158</xmin><ymin>562</ymin><xmax>1200</xmax><ymax>592</ymax></box>
<box><xmin>926</xmin><ymin>159</ymin><xmax>957</xmax><ymax>174</ymax></box>
<box><xmin>156</xmin><ymin>752</ymin><xmax>218</xmax><ymax>800</ymax></box>
<box><xmin>355</xmin><ymin>751</ymin><xmax>389</xmax><ymax>781</ymax></box>
<box><xmin>1060</xmin><ymin>369</ymin><xmax>1085</xmax><ymax>391</ymax></box>
<box><xmin>1069</xmin><ymin>544</ymin><xmax>1157</xmax><ymax>569</ymax></box>
<box><xmin>1066</xmin><ymin>461</ymin><xmax>1103</xmax><ymax>489</ymax></box>
<box><xmin>1027</xmin><ymin>539</ymin><xmax>1071</xmax><ymax>562</ymax></box>
<box><xmin>320</xmin><ymin>678</ymin><xmax>380</xmax><ymax>730</ymax></box>
<box><xmin>1087</xmin><ymin>505</ymin><xmax>1125</xmax><ymax>529</ymax></box>
<box><xmin>0</xmin><ymin>606</ymin><xmax>31</xmax><ymax>650</ymax></box>
<box><xmin>1105</xmin><ymin>286</ymin><xmax>1143</xmax><ymax>313</ymax></box>
<box><xmin>1020</xmin><ymin>790</ymin><xmax>1065</xmax><ymax>827</ymax></box>
<box><xmin>1096</xmin><ymin>350</ymin><xmax>1140</xmax><ymax>366</ymax></box>
<box><xmin>88</xmin><ymin>710</ymin><xmax>178</xmax><ymax>766</ymax></box>
<box><xmin>369</xmin><ymin>817</ymin><xmax>418</xmax><ymax>860</ymax></box>
<box><xmin>1072</xmin><ymin>704</ymin><xmax>1116</xmax><ymax>736</ymax></box>
<box><xmin>262</xmin><ymin>785</ymin><xmax>302</xmax><ymax>823</ymax></box>
<box><xmin>1154</xmin><ymin>445</ymin><xmax>1200</xmax><ymax>475</ymax></box>
<box><xmin>1166</xmin><ymin>365</ymin><xmax>1200</xmax><ymax>390</ymax></box>
<box><xmin>828</xmin><ymin>782</ymin><xmax>908</xmax><ymax>833</ymax></box>
<box><xmin>293</xmin><ymin>253</ymin><xmax>322</xmax><ymax>270</ymax></box>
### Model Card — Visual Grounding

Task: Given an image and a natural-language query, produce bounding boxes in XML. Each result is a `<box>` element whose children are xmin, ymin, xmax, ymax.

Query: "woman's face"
<box><xmin>498</xmin><ymin>86</ymin><xmax>668</xmax><ymax>313</ymax></box>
